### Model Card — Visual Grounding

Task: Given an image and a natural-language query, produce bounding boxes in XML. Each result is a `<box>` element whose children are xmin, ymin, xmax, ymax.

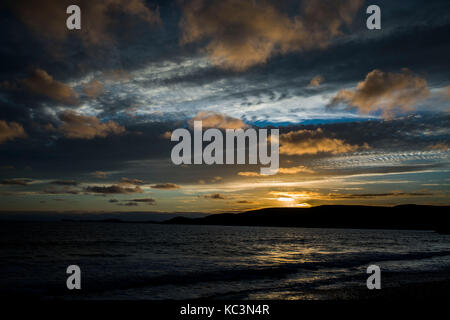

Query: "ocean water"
<box><xmin>1</xmin><ymin>222</ymin><xmax>450</xmax><ymax>300</ymax></box>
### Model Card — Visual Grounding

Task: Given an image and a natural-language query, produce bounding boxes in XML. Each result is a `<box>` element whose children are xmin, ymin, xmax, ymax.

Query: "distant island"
<box><xmin>163</xmin><ymin>205</ymin><xmax>450</xmax><ymax>233</ymax></box>
<box><xmin>54</xmin><ymin>205</ymin><xmax>450</xmax><ymax>233</ymax></box>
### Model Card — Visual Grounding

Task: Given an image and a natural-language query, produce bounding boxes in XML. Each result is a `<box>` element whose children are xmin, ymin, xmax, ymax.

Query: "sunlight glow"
<box><xmin>277</xmin><ymin>197</ymin><xmax>294</xmax><ymax>202</ymax></box>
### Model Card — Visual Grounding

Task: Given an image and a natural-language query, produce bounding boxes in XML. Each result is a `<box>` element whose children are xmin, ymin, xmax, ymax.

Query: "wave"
<box><xmin>37</xmin><ymin>250</ymin><xmax>450</xmax><ymax>297</ymax></box>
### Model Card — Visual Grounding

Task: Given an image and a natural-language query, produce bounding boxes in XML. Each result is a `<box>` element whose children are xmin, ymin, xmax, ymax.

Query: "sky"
<box><xmin>0</xmin><ymin>0</ymin><xmax>449</xmax><ymax>217</ymax></box>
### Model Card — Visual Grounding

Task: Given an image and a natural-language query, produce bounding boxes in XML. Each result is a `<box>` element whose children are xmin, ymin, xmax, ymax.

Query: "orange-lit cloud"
<box><xmin>21</xmin><ymin>69</ymin><xmax>79</xmax><ymax>104</ymax></box>
<box><xmin>277</xmin><ymin>166</ymin><xmax>315</xmax><ymax>174</ymax></box>
<box><xmin>103</xmin><ymin>70</ymin><xmax>132</xmax><ymax>82</ymax></box>
<box><xmin>0</xmin><ymin>178</ymin><xmax>32</xmax><ymax>186</ymax></box>
<box><xmin>190</xmin><ymin>111</ymin><xmax>248</xmax><ymax>129</ymax></box>
<box><xmin>237</xmin><ymin>171</ymin><xmax>261</xmax><ymax>177</ymax></box>
<box><xmin>92</xmin><ymin>171</ymin><xmax>110</xmax><ymax>179</ymax></box>
<box><xmin>7</xmin><ymin>0</ymin><xmax>161</xmax><ymax>46</ymax></box>
<box><xmin>120</xmin><ymin>178</ymin><xmax>145</xmax><ymax>185</ymax></box>
<box><xmin>308</xmin><ymin>75</ymin><xmax>324</xmax><ymax>87</ymax></box>
<box><xmin>151</xmin><ymin>183</ymin><xmax>181</xmax><ymax>190</ymax></box>
<box><xmin>428</xmin><ymin>143</ymin><xmax>449</xmax><ymax>151</ymax></box>
<box><xmin>0</xmin><ymin>120</ymin><xmax>27</xmax><ymax>143</ymax></box>
<box><xmin>238</xmin><ymin>165</ymin><xmax>313</xmax><ymax>176</ymax></box>
<box><xmin>330</xmin><ymin>69</ymin><xmax>430</xmax><ymax>118</ymax></box>
<box><xmin>180</xmin><ymin>0</ymin><xmax>363</xmax><ymax>70</ymax></box>
<box><xmin>51</xmin><ymin>111</ymin><xmax>126</xmax><ymax>139</ymax></box>
<box><xmin>440</xmin><ymin>86</ymin><xmax>450</xmax><ymax>100</ymax></box>
<box><xmin>279</xmin><ymin>128</ymin><xmax>368</xmax><ymax>156</ymax></box>
<box><xmin>161</xmin><ymin>131</ymin><xmax>172</xmax><ymax>139</ymax></box>
<box><xmin>83</xmin><ymin>79</ymin><xmax>104</xmax><ymax>98</ymax></box>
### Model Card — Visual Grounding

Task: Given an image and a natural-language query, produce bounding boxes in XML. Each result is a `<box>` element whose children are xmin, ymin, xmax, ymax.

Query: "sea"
<box><xmin>1</xmin><ymin>221</ymin><xmax>450</xmax><ymax>300</ymax></box>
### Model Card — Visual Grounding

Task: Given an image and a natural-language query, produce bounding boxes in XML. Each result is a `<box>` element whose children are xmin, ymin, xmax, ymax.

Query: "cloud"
<box><xmin>239</xmin><ymin>165</ymin><xmax>313</xmax><ymax>176</ymax></box>
<box><xmin>329</xmin><ymin>191</ymin><xmax>434</xmax><ymax>199</ymax></box>
<box><xmin>236</xmin><ymin>200</ymin><xmax>253</xmax><ymax>204</ymax></box>
<box><xmin>440</xmin><ymin>86</ymin><xmax>450</xmax><ymax>99</ymax></box>
<box><xmin>180</xmin><ymin>0</ymin><xmax>363</xmax><ymax>70</ymax></box>
<box><xmin>0</xmin><ymin>166</ymin><xmax>15</xmax><ymax>170</ymax></box>
<box><xmin>108</xmin><ymin>198</ymin><xmax>156</xmax><ymax>206</ymax></box>
<box><xmin>129</xmin><ymin>198</ymin><xmax>156</xmax><ymax>205</ymax></box>
<box><xmin>92</xmin><ymin>171</ymin><xmax>110</xmax><ymax>178</ymax></box>
<box><xmin>85</xmin><ymin>185</ymin><xmax>143</xmax><ymax>194</ymax></box>
<box><xmin>83</xmin><ymin>79</ymin><xmax>104</xmax><ymax>98</ymax></box>
<box><xmin>161</xmin><ymin>131</ymin><xmax>172</xmax><ymax>139</ymax></box>
<box><xmin>190</xmin><ymin>111</ymin><xmax>248</xmax><ymax>129</ymax></box>
<box><xmin>50</xmin><ymin>180</ymin><xmax>79</xmax><ymax>186</ymax></box>
<box><xmin>120</xmin><ymin>178</ymin><xmax>145</xmax><ymax>185</ymax></box>
<box><xmin>41</xmin><ymin>187</ymin><xmax>80</xmax><ymax>195</ymax></box>
<box><xmin>428</xmin><ymin>143</ymin><xmax>449</xmax><ymax>151</ymax></box>
<box><xmin>151</xmin><ymin>183</ymin><xmax>181</xmax><ymax>190</ymax></box>
<box><xmin>20</xmin><ymin>69</ymin><xmax>79</xmax><ymax>104</ymax></box>
<box><xmin>330</xmin><ymin>69</ymin><xmax>430</xmax><ymax>118</ymax></box>
<box><xmin>279</xmin><ymin>128</ymin><xmax>368</xmax><ymax>156</ymax></box>
<box><xmin>52</xmin><ymin>111</ymin><xmax>126</xmax><ymax>139</ymax></box>
<box><xmin>109</xmin><ymin>198</ymin><xmax>156</xmax><ymax>206</ymax></box>
<box><xmin>0</xmin><ymin>120</ymin><xmax>27</xmax><ymax>143</ymax></box>
<box><xmin>277</xmin><ymin>166</ymin><xmax>314</xmax><ymax>174</ymax></box>
<box><xmin>237</xmin><ymin>172</ymin><xmax>261</xmax><ymax>177</ymax></box>
<box><xmin>118</xmin><ymin>202</ymin><xmax>139</xmax><ymax>206</ymax></box>
<box><xmin>0</xmin><ymin>178</ymin><xmax>32</xmax><ymax>186</ymax></box>
<box><xmin>269</xmin><ymin>191</ymin><xmax>322</xmax><ymax>200</ymax></box>
<box><xmin>6</xmin><ymin>0</ymin><xmax>161</xmax><ymax>46</ymax></box>
<box><xmin>308</xmin><ymin>75</ymin><xmax>324</xmax><ymax>87</ymax></box>
<box><xmin>103</xmin><ymin>70</ymin><xmax>132</xmax><ymax>82</ymax></box>
<box><xmin>203</xmin><ymin>193</ymin><xmax>227</xmax><ymax>200</ymax></box>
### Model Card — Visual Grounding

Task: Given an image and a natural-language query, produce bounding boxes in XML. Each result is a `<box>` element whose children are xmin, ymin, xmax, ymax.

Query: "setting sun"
<box><xmin>277</xmin><ymin>197</ymin><xmax>294</xmax><ymax>202</ymax></box>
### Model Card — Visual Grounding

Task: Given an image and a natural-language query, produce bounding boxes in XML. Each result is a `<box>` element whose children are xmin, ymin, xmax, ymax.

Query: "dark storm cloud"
<box><xmin>0</xmin><ymin>113</ymin><xmax>448</xmax><ymax>186</ymax></box>
<box><xmin>0</xmin><ymin>0</ymin><xmax>449</xmax><ymax>190</ymax></box>
<box><xmin>41</xmin><ymin>187</ymin><xmax>80</xmax><ymax>195</ymax></box>
<box><xmin>50</xmin><ymin>180</ymin><xmax>79</xmax><ymax>186</ymax></box>
<box><xmin>19</xmin><ymin>69</ymin><xmax>79</xmax><ymax>105</ymax></box>
<box><xmin>0</xmin><ymin>120</ymin><xmax>27</xmax><ymax>143</ymax></box>
<box><xmin>0</xmin><ymin>0</ymin><xmax>173</xmax><ymax>93</ymax></box>
<box><xmin>151</xmin><ymin>183</ymin><xmax>180</xmax><ymax>190</ymax></box>
<box><xmin>129</xmin><ymin>198</ymin><xmax>156</xmax><ymax>205</ymax></box>
<box><xmin>236</xmin><ymin>200</ymin><xmax>254</xmax><ymax>204</ymax></box>
<box><xmin>203</xmin><ymin>193</ymin><xmax>227</xmax><ymax>200</ymax></box>
<box><xmin>0</xmin><ymin>120</ymin><xmax>175</xmax><ymax>176</ymax></box>
<box><xmin>0</xmin><ymin>178</ymin><xmax>32</xmax><ymax>186</ymax></box>
<box><xmin>329</xmin><ymin>192</ymin><xmax>435</xmax><ymax>199</ymax></box>
<box><xmin>48</xmin><ymin>111</ymin><xmax>126</xmax><ymax>139</ymax></box>
<box><xmin>309</xmin><ymin>114</ymin><xmax>450</xmax><ymax>151</ymax></box>
<box><xmin>85</xmin><ymin>185</ymin><xmax>143</xmax><ymax>194</ymax></box>
<box><xmin>4</xmin><ymin>0</ymin><xmax>161</xmax><ymax>45</ymax></box>
<box><xmin>118</xmin><ymin>202</ymin><xmax>139</xmax><ymax>206</ymax></box>
<box><xmin>1</xmin><ymin>0</ymin><xmax>449</xmax><ymax>131</ymax></box>
<box><xmin>180</xmin><ymin>0</ymin><xmax>364</xmax><ymax>70</ymax></box>
<box><xmin>120</xmin><ymin>178</ymin><xmax>145</xmax><ymax>185</ymax></box>
<box><xmin>109</xmin><ymin>198</ymin><xmax>156</xmax><ymax>206</ymax></box>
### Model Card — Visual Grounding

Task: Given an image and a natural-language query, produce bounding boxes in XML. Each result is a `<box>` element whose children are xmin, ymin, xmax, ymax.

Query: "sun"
<box><xmin>277</xmin><ymin>197</ymin><xmax>294</xmax><ymax>202</ymax></box>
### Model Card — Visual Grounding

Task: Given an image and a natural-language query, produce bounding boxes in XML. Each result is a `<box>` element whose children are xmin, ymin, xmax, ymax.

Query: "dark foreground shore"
<box><xmin>322</xmin><ymin>279</ymin><xmax>450</xmax><ymax>300</ymax></box>
<box><xmin>298</xmin><ymin>269</ymin><xmax>450</xmax><ymax>301</ymax></box>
